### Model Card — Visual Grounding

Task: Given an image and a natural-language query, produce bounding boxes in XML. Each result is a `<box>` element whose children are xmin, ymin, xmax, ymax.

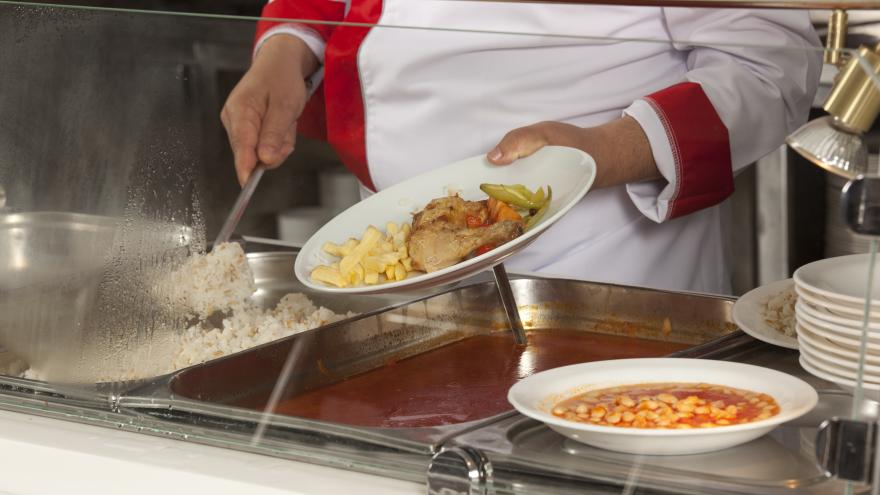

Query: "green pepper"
<box><xmin>480</xmin><ymin>183</ymin><xmax>540</xmax><ymax>209</ymax></box>
<box><xmin>531</xmin><ymin>186</ymin><xmax>545</xmax><ymax>207</ymax></box>
<box><xmin>525</xmin><ymin>186</ymin><xmax>552</xmax><ymax>230</ymax></box>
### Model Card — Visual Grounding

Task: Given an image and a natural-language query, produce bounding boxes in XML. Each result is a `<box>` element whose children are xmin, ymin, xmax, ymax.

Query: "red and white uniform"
<box><xmin>256</xmin><ymin>0</ymin><xmax>821</xmax><ymax>294</ymax></box>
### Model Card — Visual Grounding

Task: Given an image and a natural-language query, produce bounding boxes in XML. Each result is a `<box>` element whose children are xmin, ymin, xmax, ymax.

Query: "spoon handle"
<box><xmin>214</xmin><ymin>166</ymin><xmax>265</xmax><ymax>247</ymax></box>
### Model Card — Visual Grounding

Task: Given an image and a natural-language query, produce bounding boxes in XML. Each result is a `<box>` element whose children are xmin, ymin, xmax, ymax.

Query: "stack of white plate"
<box><xmin>793</xmin><ymin>253</ymin><xmax>880</xmax><ymax>391</ymax></box>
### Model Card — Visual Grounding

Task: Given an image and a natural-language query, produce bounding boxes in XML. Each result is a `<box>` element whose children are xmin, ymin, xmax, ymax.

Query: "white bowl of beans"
<box><xmin>507</xmin><ymin>358</ymin><xmax>818</xmax><ymax>455</ymax></box>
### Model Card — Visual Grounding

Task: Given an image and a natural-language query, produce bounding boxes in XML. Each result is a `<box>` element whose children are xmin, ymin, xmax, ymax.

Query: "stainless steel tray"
<box><xmin>0</xmin><ymin>212</ymin><xmax>194</xmax><ymax>382</ymax></box>
<box><xmin>117</xmin><ymin>275</ymin><xmax>750</xmax><ymax>481</ymax></box>
<box><xmin>0</xmin><ymin>219</ymin><xmax>413</xmax><ymax>386</ymax></box>
<box><xmin>436</xmin><ymin>347</ymin><xmax>865</xmax><ymax>495</ymax></box>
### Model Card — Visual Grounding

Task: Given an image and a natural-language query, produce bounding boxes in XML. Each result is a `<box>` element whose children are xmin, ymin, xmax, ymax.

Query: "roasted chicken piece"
<box><xmin>407</xmin><ymin>196</ymin><xmax>523</xmax><ymax>273</ymax></box>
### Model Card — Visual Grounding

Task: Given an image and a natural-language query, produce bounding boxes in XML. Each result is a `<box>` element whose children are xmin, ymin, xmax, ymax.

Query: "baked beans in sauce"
<box><xmin>552</xmin><ymin>383</ymin><xmax>779</xmax><ymax>429</ymax></box>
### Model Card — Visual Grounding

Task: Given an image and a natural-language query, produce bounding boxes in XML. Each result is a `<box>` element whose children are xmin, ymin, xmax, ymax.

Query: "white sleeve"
<box><xmin>623</xmin><ymin>8</ymin><xmax>822</xmax><ymax>223</ymax></box>
<box><xmin>254</xmin><ymin>23</ymin><xmax>326</xmax><ymax>63</ymax></box>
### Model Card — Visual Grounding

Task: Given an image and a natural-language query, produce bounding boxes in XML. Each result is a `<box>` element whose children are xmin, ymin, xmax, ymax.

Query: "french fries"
<box><xmin>310</xmin><ymin>222</ymin><xmax>416</xmax><ymax>288</ymax></box>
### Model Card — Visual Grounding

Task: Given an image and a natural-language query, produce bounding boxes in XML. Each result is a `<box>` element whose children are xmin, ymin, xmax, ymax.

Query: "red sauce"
<box><xmin>239</xmin><ymin>329</ymin><xmax>688</xmax><ymax>428</ymax></box>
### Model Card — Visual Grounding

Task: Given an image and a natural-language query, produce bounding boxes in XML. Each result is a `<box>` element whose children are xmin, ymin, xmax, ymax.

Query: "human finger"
<box><xmin>224</xmin><ymin>104</ymin><xmax>261</xmax><ymax>185</ymax></box>
<box><xmin>486</xmin><ymin>123</ymin><xmax>551</xmax><ymax>165</ymax></box>
<box><xmin>277</xmin><ymin>121</ymin><xmax>298</xmax><ymax>161</ymax></box>
<box><xmin>257</xmin><ymin>96</ymin><xmax>299</xmax><ymax>166</ymax></box>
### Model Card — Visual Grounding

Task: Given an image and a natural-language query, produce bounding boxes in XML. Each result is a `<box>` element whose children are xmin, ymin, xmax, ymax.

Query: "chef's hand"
<box><xmin>221</xmin><ymin>35</ymin><xmax>319</xmax><ymax>186</ymax></box>
<box><xmin>486</xmin><ymin>117</ymin><xmax>661</xmax><ymax>189</ymax></box>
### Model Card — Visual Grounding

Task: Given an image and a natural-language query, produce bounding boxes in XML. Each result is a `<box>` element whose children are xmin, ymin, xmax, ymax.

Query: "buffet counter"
<box><xmin>0</xmin><ymin>243</ymin><xmax>865</xmax><ymax>494</ymax></box>
<box><xmin>0</xmin><ymin>408</ymin><xmax>421</xmax><ymax>494</ymax></box>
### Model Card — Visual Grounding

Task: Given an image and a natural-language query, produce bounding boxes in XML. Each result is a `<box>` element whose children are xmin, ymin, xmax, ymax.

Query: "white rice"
<box><xmin>169</xmin><ymin>243</ymin><xmax>353</xmax><ymax>369</ymax></box>
<box><xmin>18</xmin><ymin>243</ymin><xmax>352</xmax><ymax>380</ymax></box>
<box><xmin>761</xmin><ymin>286</ymin><xmax>797</xmax><ymax>337</ymax></box>
<box><xmin>173</xmin><ymin>294</ymin><xmax>352</xmax><ymax>369</ymax></box>
<box><xmin>161</xmin><ymin>242</ymin><xmax>256</xmax><ymax>318</ymax></box>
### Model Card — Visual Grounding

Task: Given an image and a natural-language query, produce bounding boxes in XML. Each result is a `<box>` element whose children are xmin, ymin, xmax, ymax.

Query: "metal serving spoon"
<box><xmin>190</xmin><ymin>165</ymin><xmax>265</xmax><ymax>329</ymax></box>
<box><xmin>213</xmin><ymin>165</ymin><xmax>266</xmax><ymax>248</ymax></box>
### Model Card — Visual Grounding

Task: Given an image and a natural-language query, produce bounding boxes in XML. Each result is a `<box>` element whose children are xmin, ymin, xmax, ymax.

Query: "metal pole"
<box><xmin>492</xmin><ymin>263</ymin><xmax>528</xmax><ymax>345</ymax></box>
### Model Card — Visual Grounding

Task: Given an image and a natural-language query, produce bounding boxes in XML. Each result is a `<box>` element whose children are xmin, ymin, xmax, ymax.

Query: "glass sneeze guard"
<box><xmin>1</xmin><ymin>2</ymin><xmax>876</xmax><ymax>493</ymax></box>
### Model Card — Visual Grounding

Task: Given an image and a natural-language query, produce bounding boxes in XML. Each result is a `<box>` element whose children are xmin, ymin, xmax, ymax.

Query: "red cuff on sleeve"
<box><xmin>255</xmin><ymin>0</ymin><xmax>345</xmax><ymax>44</ymax></box>
<box><xmin>644</xmin><ymin>82</ymin><xmax>734</xmax><ymax>220</ymax></box>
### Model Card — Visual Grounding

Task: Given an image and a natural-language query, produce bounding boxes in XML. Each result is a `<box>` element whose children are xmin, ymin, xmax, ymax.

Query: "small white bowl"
<box><xmin>507</xmin><ymin>358</ymin><xmax>817</xmax><ymax>455</ymax></box>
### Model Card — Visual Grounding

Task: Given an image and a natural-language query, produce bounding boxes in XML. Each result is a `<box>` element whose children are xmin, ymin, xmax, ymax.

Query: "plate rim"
<box><xmin>798</xmin><ymin>332</ymin><xmax>880</xmax><ymax>373</ymax></box>
<box><xmin>732</xmin><ymin>279</ymin><xmax>798</xmax><ymax>350</ymax></box>
<box><xmin>796</xmin><ymin>301</ymin><xmax>880</xmax><ymax>336</ymax></box>
<box><xmin>293</xmin><ymin>145</ymin><xmax>596</xmax><ymax>294</ymax></box>
<box><xmin>793</xmin><ymin>254</ymin><xmax>880</xmax><ymax>306</ymax></box>
<box><xmin>795</xmin><ymin>284</ymin><xmax>880</xmax><ymax>319</ymax></box>
<box><xmin>798</xmin><ymin>355</ymin><xmax>880</xmax><ymax>391</ymax></box>
<box><xmin>799</xmin><ymin>352</ymin><xmax>880</xmax><ymax>389</ymax></box>
<box><xmin>507</xmin><ymin>358</ymin><xmax>818</xmax><ymax>437</ymax></box>
<box><xmin>797</xmin><ymin>323</ymin><xmax>880</xmax><ymax>364</ymax></box>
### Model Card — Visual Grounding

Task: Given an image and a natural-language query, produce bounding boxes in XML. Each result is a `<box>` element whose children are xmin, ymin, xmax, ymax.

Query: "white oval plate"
<box><xmin>795</xmin><ymin>284</ymin><xmax>880</xmax><ymax>320</ymax></box>
<box><xmin>507</xmin><ymin>358</ymin><xmax>817</xmax><ymax>455</ymax></box>
<box><xmin>295</xmin><ymin>146</ymin><xmax>596</xmax><ymax>294</ymax></box>
<box><xmin>732</xmin><ymin>279</ymin><xmax>798</xmax><ymax>350</ymax></box>
<box><xmin>794</xmin><ymin>254</ymin><xmax>880</xmax><ymax>307</ymax></box>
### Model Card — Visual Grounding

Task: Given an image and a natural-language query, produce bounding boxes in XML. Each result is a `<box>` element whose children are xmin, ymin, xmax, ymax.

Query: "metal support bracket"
<box><xmin>816</xmin><ymin>417</ymin><xmax>876</xmax><ymax>484</ymax></box>
<box><xmin>427</xmin><ymin>446</ymin><xmax>493</xmax><ymax>495</ymax></box>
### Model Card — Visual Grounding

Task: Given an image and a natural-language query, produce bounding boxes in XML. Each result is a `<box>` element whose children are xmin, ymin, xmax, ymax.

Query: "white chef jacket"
<box><xmin>254</xmin><ymin>0</ymin><xmax>821</xmax><ymax>294</ymax></box>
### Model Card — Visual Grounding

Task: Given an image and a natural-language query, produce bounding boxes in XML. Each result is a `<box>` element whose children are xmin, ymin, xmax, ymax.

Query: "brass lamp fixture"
<box><xmin>786</xmin><ymin>44</ymin><xmax>880</xmax><ymax>178</ymax></box>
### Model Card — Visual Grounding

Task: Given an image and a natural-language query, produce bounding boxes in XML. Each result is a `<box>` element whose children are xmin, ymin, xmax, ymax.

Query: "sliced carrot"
<box><xmin>488</xmin><ymin>197</ymin><xmax>523</xmax><ymax>224</ymax></box>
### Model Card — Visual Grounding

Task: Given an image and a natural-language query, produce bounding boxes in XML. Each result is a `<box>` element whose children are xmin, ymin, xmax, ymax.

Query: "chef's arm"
<box><xmin>222</xmin><ymin>0</ymin><xmax>341</xmax><ymax>185</ymax></box>
<box><xmin>488</xmin><ymin>117</ymin><xmax>661</xmax><ymax>189</ymax></box>
<box><xmin>492</xmin><ymin>9</ymin><xmax>821</xmax><ymax>223</ymax></box>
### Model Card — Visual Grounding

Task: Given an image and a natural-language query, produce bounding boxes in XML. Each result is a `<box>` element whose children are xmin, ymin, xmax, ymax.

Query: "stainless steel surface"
<box><xmin>491</xmin><ymin>264</ymin><xmax>527</xmax><ymax>345</ymax></box>
<box><xmin>116</xmin><ymin>275</ymin><xmax>742</xmax><ymax>483</ymax></box>
<box><xmin>214</xmin><ymin>166</ymin><xmax>265</xmax><ymax>247</ymax></box>
<box><xmin>816</xmin><ymin>417</ymin><xmax>876</xmax><ymax>483</ymax></box>
<box><xmin>445</xmin><ymin>347</ymin><xmax>868</xmax><ymax>494</ymax></box>
<box><xmin>0</xmin><ymin>266</ymin><xmax>821</xmax><ymax>489</ymax></box>
<box><xmin>843</xmin><ymin>175</ymin><xmax>880</xmax><ymax>236</ymax></box>
<box><xmin>0</xmin><ymin>212</ymin><xmax>192</xmax><ymax>383</ymax></box>
<box><xmin>427</xmin><ymin>447</ymin><xmax>492</xmax><ymax>495</ymax></box>
<box><xmin>828</xmin><ymin>173</ymin><xmax>876</xmax><ymax>255</ymax></box>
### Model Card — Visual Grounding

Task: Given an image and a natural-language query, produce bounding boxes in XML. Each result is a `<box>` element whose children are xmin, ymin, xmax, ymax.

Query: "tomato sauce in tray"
<box><xmin>238</xmin><ymin>329</ymin><xmax>688</xmax><ymax>428</ymax></box>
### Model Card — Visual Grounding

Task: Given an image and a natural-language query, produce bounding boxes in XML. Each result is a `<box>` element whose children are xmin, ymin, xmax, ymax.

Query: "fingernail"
<box><xmin>488</xmin><ymin>148</ymin><xmax>503</xmax><ymax>161</ymax></box>
<box><xmin>259</xmin><ymin>145</ymin><xmax>278</xmax><ymax>161</ymax></box>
